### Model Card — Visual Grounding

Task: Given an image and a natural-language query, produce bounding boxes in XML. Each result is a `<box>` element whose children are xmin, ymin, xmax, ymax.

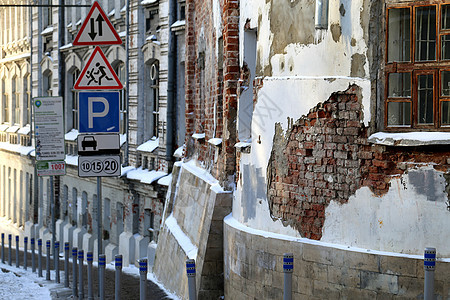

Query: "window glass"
<box><xmin>416</xmin><ymin>6</ymin><xmax>436</xmax><ymax>61</ymax></box>
<box><xmin>418</xmin><ymin>74</ymin><xmax>434</xmax><ymax>124</ymax></box>
<box><xmin>442</xmin><ymin>35</ymin><xmax>450</xmax><ymax>60</ymax></box>
<box><xmin>442</xmin><ymin>4</ymin><xmax>450</xmax><ymax>29</ymax></box>
<box><xmin>388</xmin><ymin>102</ymin><xmax>411</xmax><ymax>126</ymax></box>
<box><xmin>388</xmin><ymin>73</ymin><xmax>411</xmax><ymax>97</ymax></box>
<box><xmin>388</xmin><ymin>8</ymin><xmax>411</xmax><ymax>62</ymax></box>
<box><xmin>441</xmin><ymin>101</ymin><xmax>450</xmax><ymax>124</ymax></box>
<box><xmin>441</xmin><ymin>71</ymin><xmax>450</xmax><ymax>96</ymax></box>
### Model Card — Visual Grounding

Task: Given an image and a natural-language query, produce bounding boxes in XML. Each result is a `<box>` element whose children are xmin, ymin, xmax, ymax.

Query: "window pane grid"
<box><xmin>416</xmin><ymin>6</ymin><xmax>436</xmax><ymax>61</ymax></box>
<box><xmin>417</xmin><ymin>74</ymin><xmax>434</xmax><ymax>124</ymax></box>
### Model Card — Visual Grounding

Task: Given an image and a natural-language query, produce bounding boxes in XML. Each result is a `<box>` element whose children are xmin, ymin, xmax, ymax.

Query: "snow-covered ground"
<box><xmin>0</xmin><ymin>264</ymin><xmax>53</xmax><ymax>299</ymax></box>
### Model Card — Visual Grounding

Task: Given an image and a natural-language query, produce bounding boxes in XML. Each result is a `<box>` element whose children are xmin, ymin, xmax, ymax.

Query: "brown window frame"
<box><xmin>385</xmin><ymin>1</ymin><xmax>450</xmax><ymax>131</ymax></box>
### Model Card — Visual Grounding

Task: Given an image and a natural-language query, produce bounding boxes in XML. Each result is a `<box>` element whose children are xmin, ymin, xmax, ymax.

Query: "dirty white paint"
<box><xmin>322</xmin><ymin>166</ymin><xmax>450</xmax><ymax>256</ymax></box>
<box><xmin>233</xmin><ymin>76</ymin><xmax>371</xmax><ymax>237</ymax></box>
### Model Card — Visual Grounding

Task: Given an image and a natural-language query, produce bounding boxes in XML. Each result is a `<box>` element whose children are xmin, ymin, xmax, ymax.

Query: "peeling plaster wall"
<box><xmin>233</xmin><ymin>77</ymin><xmax>371</xmax><ymax>236</ymax></box>
<box><xmin>322</xmin><ymin>166</ymin><xmax>450</xmax><ymax>256</ymax></box>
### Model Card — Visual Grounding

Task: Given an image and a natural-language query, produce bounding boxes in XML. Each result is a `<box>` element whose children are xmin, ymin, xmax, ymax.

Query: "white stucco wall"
<box><xmin>322</xmin><ymin>165</ymin><xmax>450</xmax><ymax>256</ymax></box>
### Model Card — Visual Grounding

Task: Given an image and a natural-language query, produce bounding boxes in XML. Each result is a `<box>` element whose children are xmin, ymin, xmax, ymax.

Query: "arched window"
<box><xmin>43</xmin><ymin>71</ymin><xmax>52</xmax><ymax>97</ymax></box>
<box><xmin>23</xmin><ymin>74</ymin><xmax>31</xmax><ymax>125</ymax></box>
<box><xmin>2</xmin><ymin>78</ymin><xmax>9</xmax><ymax>123</ymax></box>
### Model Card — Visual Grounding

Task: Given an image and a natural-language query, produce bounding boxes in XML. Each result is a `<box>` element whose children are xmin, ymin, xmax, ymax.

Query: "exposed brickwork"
<box><xmin>219</xmin><ymin>0</ymin><xmax>239</xmax><ymax>188</ymax></box>
<box><xmin>267</xmin><ymin>85</ymin><xmax>450</xmax><ymax>240</ymax></box>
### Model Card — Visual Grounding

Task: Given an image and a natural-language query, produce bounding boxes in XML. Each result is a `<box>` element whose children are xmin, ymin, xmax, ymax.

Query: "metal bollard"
<box><xmin>8</xmin><ymin>234</ymin><xmax>11</xmax><ymax>266</ymax></box>
<box><xmin>283</xmin><ymin>253</ymin><xmax>294</xmax><ymax>300</ymax></box>
<box><xmin>72</xmin><ymin>247</ymin><xmax>78</xmax><ymax>298</ymax></box>
<box><xmin>24</xmin><ymin>237</ymin><xmax>28</xmax><ymax>270</ymax></box>
<box><xmin>186</xmin><ymin>259</ymin><xmax>197</xmax><ymax>300</ymax></box>
<box><xmin>15</xmin><ymin>236</ymin><xmax>19</xmax><ymax>268</ymax></box>
<box><xmin>31</xmin><ymin>238</ymin><xmax>35</xmax><ymax>272</ymax></box>
<box><xmin>424</xmin><ymin>247</ymin><xmax>436</xmax><ymax>300</ymax></box>
<box><xmin>46</xmin><ymin>240</ymin><xmax>51</xmax><ymax>280</ymax></box>
<box><xmin>78</xmin><ymin>250</ymin><xmax>84</xmax><ymax>299</ymax></box>
<box><xmin>38</xmin><ymin>239</ymin><xmax>43</xmax><ymax>277</ymax></box>
<box><xmin>1</xmin><ymin>233</ymin><xmax>4</xmax><ymax>263</ymax></box>
<box><xmin>64</xmin><ymin>242</ymin><xmax>69</xmax><ymax>288</ymax></box>
<box><xmin>99</xmin><ymin>254</ymin><xmax>106</xmax><ymax>300</ymax></box>
<box><xmin>139</xmin><ymin>259</ymin><xmax>148</xmax><ymax>300</ymax></box>
<box><xmin>115</xmin><ymin>255</ymin><xmax>123</xmax><ymax>300</ymax></box>
<box><xmin>87</xmin><ymin>252</ymin><xmax>93</xmax><ymax>300</ymax></box>
<box><xmin>55</xmin><ymin>241</ymin><xmax>60</xmax><ymax>283</ymax></box>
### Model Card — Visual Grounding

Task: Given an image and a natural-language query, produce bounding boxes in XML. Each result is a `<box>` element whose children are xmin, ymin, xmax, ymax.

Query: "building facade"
<box><xmin>0</xmin><ymin>0</ymin><xmax>186</xmax><ymax>266</ymax></box>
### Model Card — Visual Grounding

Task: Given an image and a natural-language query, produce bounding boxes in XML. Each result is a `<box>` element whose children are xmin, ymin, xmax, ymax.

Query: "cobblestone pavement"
<box><xmin>1</xmin><ymin>246</ymin><xmax>173</xmax><ymax>300</ymax></box>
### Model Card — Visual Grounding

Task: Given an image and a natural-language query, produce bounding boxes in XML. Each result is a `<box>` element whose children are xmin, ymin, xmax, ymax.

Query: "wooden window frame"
<box><xmin>385</xmin><ymin>1</ymin><xmax>450</xmax><ymax>131</ymax></box>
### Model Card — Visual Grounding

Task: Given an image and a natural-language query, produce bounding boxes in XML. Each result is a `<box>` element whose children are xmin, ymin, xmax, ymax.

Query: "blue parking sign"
<box><xmin>79</xmin><ymin>91</ymin><xmax>120</xmax><ymax>133</ymax></box>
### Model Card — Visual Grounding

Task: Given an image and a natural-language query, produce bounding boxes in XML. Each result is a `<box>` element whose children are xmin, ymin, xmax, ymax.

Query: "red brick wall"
<box><xmin>267</xmin><ymin>85</ymin><xmax>450</xmax><ymax>240</ymax></box>
<box><xmin>219</xmin><ymin>0</ymin><xmax>239</xmax><ymax>187</ymax></box>
<box><xmin>184</xmin><ymin>0</ymin><xmax>239</xmax><ymax>187</ymax></box>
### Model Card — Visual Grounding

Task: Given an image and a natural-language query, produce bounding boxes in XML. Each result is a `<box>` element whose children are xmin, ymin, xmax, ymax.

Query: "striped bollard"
<box><xmin>139</xmin><ymin>259</ymin><xmax>148</xmax><ymax>300</ymax></box>
<box><xmin>38</xmin><ymin>239</ymin><xmax>42</xmax><ymax>277</ymax></box>
<box><xmin>55</xmin><ymin>241</ymin><xmax>60</xmax><ymax>283</ymax></box>
<box><xmin>31</xmin><ymin>238</ymin><xmax>35</xmax><ymax>272</ymax></box>
<box><xmin>99</xmin><ymin>254</ymin><xmax>106</xmax><ymax>300</ymax></box>
<box><xmin>24</xmin><ymin>237</ymin><xmax>28</xmax><ymax>270</ymax></box>
<box><xmin>78</xmin><ymin>250</ymin><xmax>84</xmax><ymax>299</ymax></box>
<box><xmin>8</xmin><ymin>234</ymin><xmax>11</xmax><ymax>266</ymax></box>
<box><xmin>87</xmin><ymin>252</ymin><xmax>93</xmax><ymax>300</ymax></box>
<box><xmin>283</xmin><ymin>253</ymin><xmax>294</xmax><ymax>300</ymax></box>
<box><xmin>186</xmin><ymin>259</ymin><xmax>197</xmax><ymax>300</ymax></box>
<box><xmin>424</xmin><ymin>247</ymin><xmax>436</xmax><ymax>300</ymax></box>
<box><xmin>15</xmin><ymin>236</ymin><xmax>19</xmax><ymax>267</ymax></box>
<box><xmin>64</xmin><ymin>243</ymin><xmax>69</xmax><ymax>287</ymax></box>
<box><xmin>1</xmin><ymin>233</ymin><xmax>4</xmax><ymax>263</ymax></box>
<box><xmin>72</xmin><ymin>248</ymin><xmax>78</xmax><ymax>298</ymax></box>
<box><xmin>115</xmin><ymin>255</ymin><xmax>123</xmax><ymax>300</ymax></box>
<box><xmin>46</xmin><ymin>240</ymin><xmax>51</xmax><ymax>280</ymax></box>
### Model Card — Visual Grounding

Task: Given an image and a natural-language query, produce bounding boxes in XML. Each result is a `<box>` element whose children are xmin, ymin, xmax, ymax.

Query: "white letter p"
<box><xmin>88</xmin><ymin>97</ymin><xmax>109</xmax><ymax>128</ymax></box>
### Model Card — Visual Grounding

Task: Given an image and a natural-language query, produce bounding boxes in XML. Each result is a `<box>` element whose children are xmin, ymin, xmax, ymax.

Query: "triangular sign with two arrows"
<box><xmin>73</xmin><ymin>1</ymin><xmax>122</xmax><ymax>46</ymax></box>
<box><xmin>74</xmin><ymin>46</ymin><xmax>123</xmax><ymax>90</ymax></box>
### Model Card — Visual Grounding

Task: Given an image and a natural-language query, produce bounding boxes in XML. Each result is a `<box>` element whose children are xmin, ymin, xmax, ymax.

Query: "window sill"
<box><xmin>368</xmin><ymin>132</ymin><xmax>450</xmax><ymax>146</ymax></box>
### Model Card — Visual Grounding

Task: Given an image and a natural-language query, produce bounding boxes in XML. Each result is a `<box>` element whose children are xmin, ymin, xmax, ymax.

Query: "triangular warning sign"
<box><xmin>73</xmin><ymin>1</ymin><xmax>122</xmax><ymax>46</ymax></box>
<box><xmin>74</xmin><ymin>47</ymin><xmax>123</xmax><ymax>90</ymax></box>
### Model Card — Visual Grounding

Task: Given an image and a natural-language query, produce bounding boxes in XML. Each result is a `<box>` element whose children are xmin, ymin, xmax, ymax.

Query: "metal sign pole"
<box><xmin>97</xmin><ymin>176</ymin><xmax>102</xmax><ymax>264</ymax></box>
<box><xmin>50</xmin><ymin>176</ymin><xmax>55</xmax><ymax>258</ymax></box>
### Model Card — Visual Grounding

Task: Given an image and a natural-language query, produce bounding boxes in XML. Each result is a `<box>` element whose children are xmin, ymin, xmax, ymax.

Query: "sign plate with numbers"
<box><xmin>36</xmin><ymin>161</ymin><xmax>66</xmax><ymax>177</ymax></box>
<box><xmin>78</xmin><ymin>155</ymin><xmax>121</xmax><ymax>177</ymax></box>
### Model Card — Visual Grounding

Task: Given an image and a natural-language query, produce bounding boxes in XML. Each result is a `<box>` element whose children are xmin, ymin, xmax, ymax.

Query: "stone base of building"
<box><xmin>224</xmin><ymin>215</ymin><xmax>450</xmax><ymax>299</ymax></box>
<box><xmin>153</xmin><ymin>161</ymin><xmax>232</xmax><ymax>300</ymax></box>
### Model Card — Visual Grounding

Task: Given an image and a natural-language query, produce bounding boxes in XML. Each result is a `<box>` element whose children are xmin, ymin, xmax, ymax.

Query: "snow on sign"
<box><xmin>74</xmin><ymin>46</ymin><xmax>123</xmax><ymax>90</ymax></box>
<box><xmin>73</xmin><ymin>1</ymin><xmax>122</xmax><ymax>45</ymax></box>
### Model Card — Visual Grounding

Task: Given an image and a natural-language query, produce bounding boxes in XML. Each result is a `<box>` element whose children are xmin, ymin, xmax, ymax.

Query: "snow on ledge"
<box><xmin>173</xmin><ymin>145</ymin><xmax>185</xmax><ymax>158</ymax></box>
<box><xmin>192</xmin><ymin>133</ymin><xmax>205</xmax><ymax>140</ymax></box>
<box><xmin>137</xmin><ymin>137</ymin><xmax>159</xmax><ymax>153</ymax></box>
<box><xmin>182</xmin><ymin>160</ymin><xmax>224</xmax><ymax>193</ymax></box>
<box><xmin>208</xmin><ymin>138</ymin><xmax>222</xmax><ymax>146</ymax></box>
<box><xmin>164</xmin><ymin>214</ymin><xmax>198</xmax><ymax>259</ymax></box>
<box><xmin>224</xmin><ymin>214</ymin><xmax>450</xmax><ymax>261</ymax></box>
<box><xmin>369</xmin><ymin>132</ymin><xmax>450</xmax><ymax>147</ymax></box>
<box><xmin>65</xmin><ymin>129</ymin><xmax>79</xmax><ymax>141</ymax></box>
<box><xmin>157</xmin><ymin>174</ymin><xmax>172</xmax><ymax>186</ymax></box>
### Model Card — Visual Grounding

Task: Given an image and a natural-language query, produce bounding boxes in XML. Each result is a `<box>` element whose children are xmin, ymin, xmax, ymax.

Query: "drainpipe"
<box><xmin>124</xmin><ymin>0</ymin><xmax>130</xmax><ymax>166</ymax></box>
<box><xmin>166</xmin><ymin>0</ymin><xmax>177</xmax><ymax>172</ymax></box>
<box><xmin>315</xmin><ymin>0</ymin><xmax>329</xmax><ymax>29</ymax></box>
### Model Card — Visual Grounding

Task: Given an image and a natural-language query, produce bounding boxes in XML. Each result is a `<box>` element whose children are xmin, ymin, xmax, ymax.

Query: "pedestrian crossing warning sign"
<box><xmin>73</xmin><ymin>1</ymin><xmax>122</xmax><ymax>46</ymax></box>
<box><xmin>74</xmin><ymin>46</ymin><xmax>123</xmax><ymax>90</ymax></box>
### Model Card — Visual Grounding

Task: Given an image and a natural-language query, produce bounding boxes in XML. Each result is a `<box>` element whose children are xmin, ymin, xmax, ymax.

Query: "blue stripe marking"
<box><xmin>38</xmin><ymin>240</ymin><xmax>42</xmax><ymax>245</ymax></box>
<box><xmin>187</xmin><ymin>269</ymin><xmax>196</xmax><ymax>274</ymax></box>
<box><xmin>424</xmin><ymin>261</ymin><xmax>436</xmax><ymax>266</ymax></box>
<box><xmin>186</xmin><ymin>263</ymin><xmax>195</xmax><ymax>268</ymax></box>
<box><xmin>424</xmin><ymin>253</ymin><xmax>436</xmax><ymax>259</ymax></box>
<box><xmin>283</xmin><ymin>257</ymin><xmax>294</xmax><ymax>263</ymax></box>
<box><xmin>283</xmin><ymin>265</ymin><xmax>294</xmax><ymax>269</ymax></box>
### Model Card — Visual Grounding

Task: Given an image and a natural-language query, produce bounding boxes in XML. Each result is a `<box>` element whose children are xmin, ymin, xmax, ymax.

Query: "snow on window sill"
<box><xmin>368</xmin><ymin>132</ymin><xmax>450</xmax><ymax>147</ymax></box>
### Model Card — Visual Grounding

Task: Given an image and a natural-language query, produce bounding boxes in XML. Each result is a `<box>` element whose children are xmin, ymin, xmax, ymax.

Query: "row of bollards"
<box><xmin>0</xmin><ymin>233</ymin><xmax>150</xmax><ymax>300</ymax></box>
